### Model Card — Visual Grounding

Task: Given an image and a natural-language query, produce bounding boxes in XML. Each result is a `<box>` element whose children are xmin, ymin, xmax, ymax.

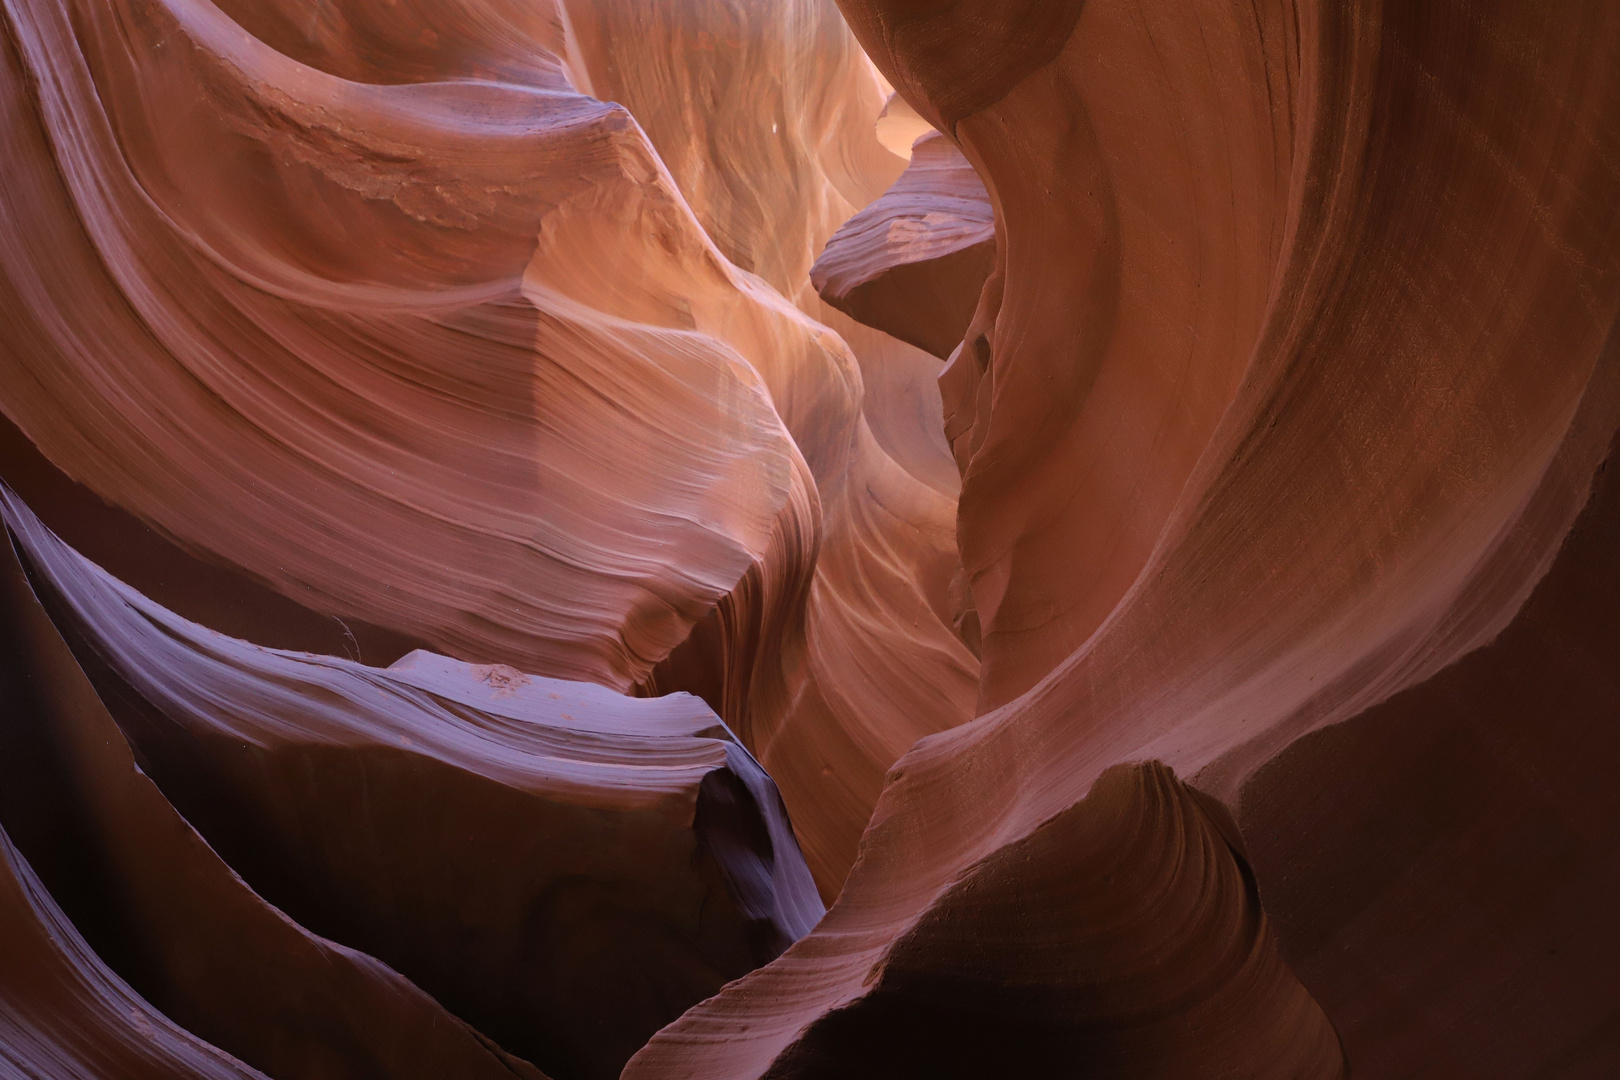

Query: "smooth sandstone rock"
<box><xmin>0</xmin><ymin>0</ymin><xmax>976</xmax><ymax>901</ymax></box>
<box><xmin>626</xmin><ymin>1</ymin><xmax>1620</xmax><ymax>1077</ymax></box>
<box><xmin>873</xmin><ymin>93</ymin><xmax>932</xmax><ymax>161</ymax></box>
<box><xmin>4</xmin><ymin>0</ymin><xmax>1619</xmax><ymax>1075</ymax></box>
<box><xmin>1235</xmin><ymin>415</ymin><xmax>1620</xmax><ymax>1077</ymax></box>
<box><xmin>754</xmin><ymin>762</ymin><xmax>1344</xmax><ymax>1079</ymax></box>
<box><xmin>2</xmin><ymin>483</ymin><xmax>822</xmax><ymax>1080</ymax></box>
<box><xmin>559</xmin><ymin>0</ymin><xmax>978</xmax><ymax>895</ymax></box>
<box><xmin>811</xmin><ymin>131</ymin><xmax>995</xmax><ymax>362</ymax></box>
<box><xmin>0</xmin><ymin>495</ymin><xmax>553</xmax><ymax>1080</ymax></box>
<box><xmin>0</xmin><ymin>824</ymin><xmax>271</xmax><ymax>1080</ymax></box>
<box><xmin>0</xmin><ymin>0</ymin><xmax>803</xmax><ymax>695</ymax></box>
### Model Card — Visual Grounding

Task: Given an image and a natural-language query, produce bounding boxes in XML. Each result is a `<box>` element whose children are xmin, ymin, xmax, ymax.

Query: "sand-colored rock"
<box><xmin>625</xmin><ymin>2</ymin><xmax>1620</xmax><ymax>1076</ymax></box>
<box><xmin>811</xmin><ymin>132</ymin><xmax>994</xmax><ymax>363</ymax></box>
<box><xmin>0</xmin><ymin>495</ymin><xmax>552</xmax><ymax>1080</ymax></box>
<box><xmin>4</xmin><ymin>0</ymin><xmax>1620</xmax><ymax>1074</ymax></box>
<box><xmin>0</xmin><ymin>0</ymin><xmax>802</xmax><ymax>694</ymax></box>
<box><xmin>3</xmin><ymin>483</ymin><xmax>821</xmax><ymax>1080</ymax></box>
<box><xmin>557</xmin><ymin>0</ymin><xmax>978</xmax><ymax>894</ymax></box>
<box><xmin>873</xmin><ymin>93</ymin><xmax>932</xmax><ymax>161</ymax></box>
<box><xmin>0</xmin><ymin>0</ymin><xmax>980</xmax><ymax>900</ymax></box>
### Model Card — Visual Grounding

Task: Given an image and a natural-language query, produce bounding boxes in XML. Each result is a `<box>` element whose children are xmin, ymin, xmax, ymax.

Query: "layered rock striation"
<box><xmin>0</xmin><ymin>0</ymin><xmax>976</xmax><ymax>902</ymax></box>
<box><xmin>811</xmin><ymin>131</ymin><xmax>994</xmax><ymax>363</ymax></box>
<box><xmin>1</xmin><ymin>483</ymin><xmax>821</xmax><ymax>1080</ymax></box>
<box><xmin>628</xmin><ymin>1</ymin><xmax>1620</xmax><ymax>1077</ymax></box>
<box><xmin>4</xmin><ymin>0</ymin><xmax>1620</xmax><ymax>1076</ymax></box>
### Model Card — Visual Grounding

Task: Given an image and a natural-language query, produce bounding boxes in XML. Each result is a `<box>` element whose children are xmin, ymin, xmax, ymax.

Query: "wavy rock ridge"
<box><xmin>810</xmin><ymin>131</ymin><xmax>994</xmax><ymax>363</ymax></box>
<box><xmin>0</xmin><ymin>0</ymin><xmax>976</xmax><ymax>902</ymax></box>
<box><xmin>633</xmin><ymin>0</ymin><xmax>1620</xmax><ymax>1077</ymax></box>
<box><xmin>2</xmin><ymin>481</ymin><xmax>821</xmax><ymax>1079</ymax></box>
<box><xmin>4</xmin><ymin>0</ymin><xmax>1620</xmax><ymax>1077</ymax></box>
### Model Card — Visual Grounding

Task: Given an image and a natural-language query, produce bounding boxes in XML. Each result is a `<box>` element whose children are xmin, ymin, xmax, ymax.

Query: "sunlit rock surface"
<box><xmin>0</xmin><ymin>0</ymin><xmax>975</xmax><ymax>902</ymax></box>
<box><xmin>627</xmin><ymin>2</ymin><xmax>1620</xmax><ymax>1078</ymax></box>
<box><xmin>3</xmin><ymin>0</ymin><xmax>1620</xmax><ymax>1077</ymax></box>
<box><xmin>811</xmin><ymin>132</ymin><xmax>994</xmax><ymax>362</ymax></box>
<box><xmin>564</xmin><ymin>0</ymin><xmax>976</xmax><ymax>894</ymax></box>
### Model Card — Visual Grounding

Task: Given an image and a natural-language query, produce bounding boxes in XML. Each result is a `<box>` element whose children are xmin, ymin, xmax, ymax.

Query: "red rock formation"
<box><xmin>0</xmin><ymin>411</ymin><xmax>428</xmax><ymax>663</ymax></box>
<box><xmin>497</xmin><ymin>0</ymin><xmax>982</xmax><ymax>893</ymax></box>
<box><xmin>2</xmin><ymin>483</ymin><xmax>821</xmax><ymax>1080</ymax></box>
<box><xmin>0</xmin><ymin>0</ymin><xmax>802</xmax><ymax>694</ymax></box>
<box><xmin>0</xmin><ymin>826</ymin><xmax>270</xmax><ymax>1080</ymax></box>
<box><xmin>749</xmin><ymin>762</ymin><xmax>1344</xmax><ymax>1079</ymax></box>
<box><xmin>811</xmin><ymin>132</ymin><xmax>994</xmax><ymax>362</ymax></box>
<box><xmin>0</xmin><ymin>0</ymin><xmax>976</xmax><ymax>901</ymax></box>
<box><xmin>0</xmin><ymin>504</ymin><xmax>552</xmax><ymax>1080</ymax></box>
<box><xmin>625</xmin><ymin>1</ymin><xmax>1620</xmax><ymax>1077</ymax></box>
<box><xmin>1235</xmin><ymin>415</ymin><xmax>1620</xmax><ymax>1076</ymax></box>
<box><xmin>873</xmin><ymin>93</ymin><xmax>931</xmax><ymax>161</ymax></box>
<box><xmin>4</xmin><ymin>0</ymin><xmax>1620</xmax><ymax>1075</ymax></box>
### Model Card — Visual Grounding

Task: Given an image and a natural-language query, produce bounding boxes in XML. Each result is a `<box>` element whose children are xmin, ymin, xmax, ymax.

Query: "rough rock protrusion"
<box><xmin>811</xmin><ymin>132</ymin><xmax>995</xmax><ymax>362</ymax></box>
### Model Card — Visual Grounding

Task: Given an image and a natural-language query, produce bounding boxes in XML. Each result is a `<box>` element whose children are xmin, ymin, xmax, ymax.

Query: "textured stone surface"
<box><xmin>811</xmin><ymin>132</ymin><xmax>994</xmax><ymax>362</ymax></box>
<box><xmin>4</xmin><ymin>0</ymin><xmax>1620</xmax><ymax>1076</ymax></box>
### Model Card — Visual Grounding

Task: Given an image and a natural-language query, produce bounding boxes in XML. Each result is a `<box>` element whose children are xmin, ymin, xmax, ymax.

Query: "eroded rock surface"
<box><xmin>626</xmin><ymin>2</ymin><xmax>1620</xmax><ymax>1078</ymax></box>
<box><xmin>0</xmin><ymin>0</ymin><xmax>977</xmax><ymax>903</ymax></box>
<box><xmin>0</xmin><ymin>824</ymin><xmax>271</xmax><ymax>1080</ymax></box>
<box><xmin>811</xmin><ymin>132</ymin><xmax>994</xmax><ymax>362</ymax></box>
<box><xmin>2</xmin><ymin>483</ymin><xmax>821</xmax><ymax>1080</ymax></box>
<box><xmin>0</xmin><ymin>498</ymin><xmax>555</xmax><ymax>1080</ymax></box>
<box><xmin>4</xmin><ymin>0</ymin><xmax>1620</xmax><ymax>1076</ymax></box>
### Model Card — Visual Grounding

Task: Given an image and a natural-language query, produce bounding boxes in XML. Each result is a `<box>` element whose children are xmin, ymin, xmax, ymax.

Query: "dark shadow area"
<box><xmin>1242</xmin><ymin>437</ymin><xmax>1620</xmax><ymax>1079</ymax></box>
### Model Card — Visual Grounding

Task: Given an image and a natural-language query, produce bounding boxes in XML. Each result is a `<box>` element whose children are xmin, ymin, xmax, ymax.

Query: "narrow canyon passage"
<box><xmin>3</xmin><ymin>1</ymin><xmax>1619</xmax><ymax>1078</ymax></box>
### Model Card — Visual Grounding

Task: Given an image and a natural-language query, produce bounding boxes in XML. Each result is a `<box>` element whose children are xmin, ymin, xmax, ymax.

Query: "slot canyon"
<box><xmin>2</xmin><ymin>0</ymin><xmax>1618</xmax><ymax>1077</ymax></box>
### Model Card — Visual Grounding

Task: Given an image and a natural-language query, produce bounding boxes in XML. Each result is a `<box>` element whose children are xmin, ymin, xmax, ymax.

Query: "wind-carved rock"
<box><xmin>811</xmin><ymin>132</ymin><xmax>995</xmax><ymax>362</ymax></box>
<box><xmin>1</xmin><ymin>484</ymin><xmax>822</xmax><ymax>1080</ymax></box>
<box><xmin>628</xmin><ymin>2</ymin><xmax>1620</xmax><ymax>1078</ymax></box>
<box><xmin>4</xmin><ymin>0</ymin><xmax>1620</xmax><ymax>1076</ymax></box>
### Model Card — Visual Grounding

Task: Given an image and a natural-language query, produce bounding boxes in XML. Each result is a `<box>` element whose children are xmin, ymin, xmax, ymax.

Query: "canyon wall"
<box><xmin>629</xmin><ymin>1</ymin><xmax>1620</xmax><ymax>1076</ymax></box>
<box><xmin>3</xmin><ymin>0</ymin><xmax>1618</xmax><ymax>1077</ymax></box>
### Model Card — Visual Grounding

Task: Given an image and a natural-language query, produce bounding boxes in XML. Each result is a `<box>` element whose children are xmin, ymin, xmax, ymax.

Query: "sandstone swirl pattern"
<box><xmin>811</xmin><ymin>131</ymin><xmax>994</xmax><ymax>364</ymax></box>
<box><xmin>0</xmin><ymin>0</ymin><xmax>975</xmax><ymax>901</ymax></box>
<box><xmin>3</xmin><ymin>482</ymin><xmax>822</xmax><ymax>1079</ymax></box>
<box><xmin>631</xmin><ymin>1</ymin><xmax>1620</xmax><ymax>1078</ymax></box>
<box><xmin>3</xmin><ymin>0</ymin><xmax>1620</xmax><ymax>1078</ymax></box>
